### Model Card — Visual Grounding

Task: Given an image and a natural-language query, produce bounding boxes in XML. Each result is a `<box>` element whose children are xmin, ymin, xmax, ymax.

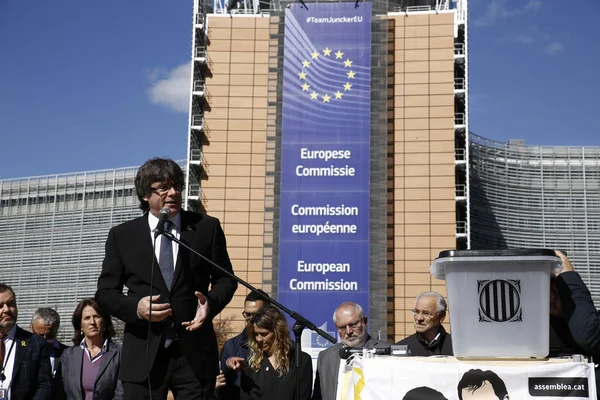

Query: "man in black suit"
<box><xmin>96</xmin><ymin>158</ymin><xmax>238</xmax><ymax>400</ymax></box>
<box><xmin>30</xmin><ymin>307</ymin><xmax>68</xmax><ymax>378</ymax></box>
<box><xmin>0</xmin><ymin>283</ymin><xmax>53</xmax><ymax>400</ymax></box>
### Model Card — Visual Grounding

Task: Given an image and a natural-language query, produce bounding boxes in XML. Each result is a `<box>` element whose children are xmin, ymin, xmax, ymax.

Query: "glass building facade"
<box><xmin>470</xmin><ymin>133</ymin><xmax>600</xmax><ymax>303</ymax></box>
<box><xmin>0</xmin><ymin>166</ymin><xmax>141</xmax><ymax>343</ymax></box>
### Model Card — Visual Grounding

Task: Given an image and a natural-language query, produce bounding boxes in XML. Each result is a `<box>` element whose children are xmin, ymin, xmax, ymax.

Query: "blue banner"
<box><xmin>278</xmin><ymin>2</ymin><xmax>371</xmax><ymax>354</ymax></box>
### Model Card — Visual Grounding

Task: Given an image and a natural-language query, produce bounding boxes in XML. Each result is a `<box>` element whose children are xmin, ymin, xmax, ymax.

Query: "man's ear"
<box><xmin>439</xmin><ymin>312</ymin><xmax>446</xmax><ymax>324</ymax></box>
<box><xmin>364</xmin><ymin>316</ymin><xmax>368</xmax><ymax>325</ymax></box>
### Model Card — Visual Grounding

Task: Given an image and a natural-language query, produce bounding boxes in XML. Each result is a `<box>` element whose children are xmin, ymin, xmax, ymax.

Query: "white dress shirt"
<box><xmin>0</xmin><ymin>324</ymin><xmax>18</xmax><ymax>398</ymax></box>
<box><xmin>148</xmin><ymin>212</ymin><xmax>181</xmax><ymax>266</ymax></box>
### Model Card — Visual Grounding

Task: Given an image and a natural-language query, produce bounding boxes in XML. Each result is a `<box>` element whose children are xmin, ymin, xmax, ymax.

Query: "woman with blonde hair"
<box><xmin>225</xmin><ymin>305</ymin><xmax>312</xmax><ymax>400</ymax></box>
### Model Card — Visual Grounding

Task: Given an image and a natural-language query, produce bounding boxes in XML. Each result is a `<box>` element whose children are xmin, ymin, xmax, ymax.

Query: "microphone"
<box><xmin>339</xmin><ymin>346</ymin><xmax>391</xmax><ymax>359</ymax></box>
<box><xmin>154</xmin><ymin>207</ymin><xmax>172</xmax><ymax>238</ymax></box>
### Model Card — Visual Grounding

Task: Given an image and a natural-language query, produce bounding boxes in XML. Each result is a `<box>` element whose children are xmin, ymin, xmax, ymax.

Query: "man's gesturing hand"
<box><xmin>137</xmin><ymin>295</ymin><xmax>171</xmax><ymax>322</ymax></box>
<box><xmin>182</xmin><ymin>291</ymin><xmax>210</xmax><ymax>331</ymax></box>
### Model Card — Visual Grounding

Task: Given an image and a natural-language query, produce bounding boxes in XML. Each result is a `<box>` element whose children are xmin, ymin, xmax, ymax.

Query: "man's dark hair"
<box><xmin>245</xmin><ymin>289</ymin><xmax>271</xmax><ymax>305</ymax></box>
<box><xmin>134</xmin><ymin>158</ymin><xmax>185</xmax><ymax>211</ymax></box>
<box><xmin>458</xmin><ymin>369</ymin><xmax>509</xmax><ymax>400</ymax></box>
<box><xmin>403</xmin><ymin>386</ymin><xmax>448</xmax><ymax>400</ymax></box>
<box><xmin>0</xmin><ymin>283</ymin><xmax>16</xmax><ymax>299</ymax></box>
<box><xmin>71</xmin><ymin>298</ymin><xmax>115</xmax><ymax>345</ymax></box>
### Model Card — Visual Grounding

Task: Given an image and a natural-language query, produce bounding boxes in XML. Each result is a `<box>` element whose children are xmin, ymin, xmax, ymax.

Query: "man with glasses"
<box><xmin>312</xmin><ymin>302</ymin><xmax>389</xmax><ymax>400</ymax></box>
<box><xmin>396</xmin><ymin>291</ymin><xmax>453</xmax><ymax>356</ymax></box>
<box><xmin>96</xmin><ymin>157</ymin><xmax>238</xmax><ymax>400</ymax></box>
<box><xmin>217</xmin><ymin>290</ymin><xmax>270</xmax><ymax>400</ymax></box>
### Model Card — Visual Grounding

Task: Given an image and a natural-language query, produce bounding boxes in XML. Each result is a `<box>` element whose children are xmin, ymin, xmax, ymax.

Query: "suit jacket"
<box><xmin>96</xmin><ymin>210</ymin><xmax>238</xmax><ymax>382</ymax></box>
<box><xmin>555</xmin><ymin>271</ymin><xmax>600</xmax><ymax>356</ymax></box>
<box><xmin>50</xmin><ymin>341</ymin><xmax>68</xmax><ymax>377</ymax></box>
<box><xmin>9</xmin><ymin>326</ymin><xmax>53</xmax><ymax>400</ymax></box>
<box><xmin>554</xmin><ymin>271</ymin><xmax>600</xmax><ymax>399</ymax></box>
<box><xmin>56</xmin><ymin>339</ymin><xmax>123</xmax><ymax>400</ymax></box>
<box><xmin>312</xmin><ymin>336</ymin><xmax>388</xmax><ymax>400</ymax></box>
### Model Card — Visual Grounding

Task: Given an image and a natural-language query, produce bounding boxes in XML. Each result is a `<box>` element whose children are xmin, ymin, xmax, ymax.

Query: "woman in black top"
<box><xmin>226</xmin><ymin>305</ymin><xmax>312</xmax><ymax>400</ymax></box>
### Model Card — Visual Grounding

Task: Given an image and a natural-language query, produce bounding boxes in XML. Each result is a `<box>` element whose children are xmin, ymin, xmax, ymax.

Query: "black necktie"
<box><xmin>159</xmin><ymin>221</ymin><xmax>174</xmax><ymax>290</ymax></box>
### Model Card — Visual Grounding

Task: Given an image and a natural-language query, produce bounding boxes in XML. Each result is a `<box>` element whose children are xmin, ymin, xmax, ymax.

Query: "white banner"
<box><xmin>340</xmin><ymin>356</ymin><xmax>597</xmax><ymax>400</ymax></box>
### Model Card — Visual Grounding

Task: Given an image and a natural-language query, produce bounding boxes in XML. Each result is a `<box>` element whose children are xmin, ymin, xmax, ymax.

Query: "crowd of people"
<box><xmin>2</xmin><ymin>157</ymin><xmax>600</xmax><ymax>400</ymax></box>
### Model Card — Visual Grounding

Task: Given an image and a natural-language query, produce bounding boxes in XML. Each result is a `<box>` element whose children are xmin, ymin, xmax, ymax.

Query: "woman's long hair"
<box><xmin>247</xmin><ymin>305</ymin><xmax>292</xmax><ymax>375</ymax></box>
<box><xmin>71</xmin><ymin>298</ymin><xmax>114</xmax><ymax>345</ymax></box>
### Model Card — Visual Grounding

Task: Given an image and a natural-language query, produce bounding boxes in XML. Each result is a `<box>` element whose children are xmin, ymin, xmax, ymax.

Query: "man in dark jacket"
<box><xmin>30</xmin><ymin>307</ymin><xmax>68</xmax><ymax>378</ymax></box>
<box><xmin>551</xmin><ymin>250</ymin><xmax>600</xmax><ymax>399</ymax></box>
<box><xmin>396</xmin><ymin>291</ymin><xmax>453</xmax><ymax>356</ymax></box>
<box><xmin>0</xmin><ymin>283</ymin><xmax>53</xmax><ymax>400</ymax></box>
<box><xmin>96</xmin><ymin>158</ymin><xmax>238</xmax><ymax>400</ymax></box>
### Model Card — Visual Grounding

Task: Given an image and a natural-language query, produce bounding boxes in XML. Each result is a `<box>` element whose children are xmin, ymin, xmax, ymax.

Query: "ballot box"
<box><xmin>430</xmin><ymin>249</ymin><xmax>561</xmax><ymax>359</ymax></box>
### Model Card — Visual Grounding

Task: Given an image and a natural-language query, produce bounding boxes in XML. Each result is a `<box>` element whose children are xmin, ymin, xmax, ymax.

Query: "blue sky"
<box><xmin>0</xmin><ymin>0</ymin><xmax>598</xmax><ymax>179</ymax></box>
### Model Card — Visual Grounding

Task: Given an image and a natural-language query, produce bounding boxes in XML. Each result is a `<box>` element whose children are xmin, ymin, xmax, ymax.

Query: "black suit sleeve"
<box><xmin>33</xmin><ymin>335</ymin><xmax>53</xmax><ymax>400</ymax></box>
<box><xmin>300</xmin><ymin>352</ymin><xmax>314</xmax><ymax>400</ymax></box>
<box><xmin>53</xmin><ymin>354</ymin><xmax>67</xmax><ymax>400</ymax></box>
<box><xmin>556</xmin><ymin>271</ymin><xmax>600</xmax><ymax>355</ymax></box>
<box><xmin>206</xmin><ymin>219</ymin><xmax>237</xmax><ymax>318</ymax></box>
<box><xmin>96</xmin><ymin>227</ymin><xmax>142</xmax><ymax>325</ymax></box>
<box><xmin>312</xmin><ymin>353</ymin><xmax>323</xmax><ymax>400</ymax></box>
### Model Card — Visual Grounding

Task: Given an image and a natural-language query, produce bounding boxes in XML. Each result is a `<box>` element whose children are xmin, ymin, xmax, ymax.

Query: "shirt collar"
<box><xmin>80</xmin><ymin>338</ymin><xmax>109</xmax><ymax>353</ymax></box>
<box><xmin>148</xmin><ymin>211</ymin><xmax>181</xmax><ymax>232</ymax></box>
<box><xmin>417</xmin><ymin>325</ymin><xmax>445</xmax><ymax>347</ymax></box>
<box><xmin>2</xmin><ymin>324</ymin><xmax>17</xmax><ymax>341</ymax></box>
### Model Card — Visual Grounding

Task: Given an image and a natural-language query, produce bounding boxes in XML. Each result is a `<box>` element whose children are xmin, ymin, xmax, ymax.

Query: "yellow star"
<box><xmin>343</xmin><ymin>59</ymin><xmax>353</xmax><ymax>67</ymax></box>
<box><xmin>302</xmin><ymin>60</ymin><xmax>311</xmax><ymax>68</ymax></box>
<box><xmin>334</xmin><ymin>91</ymin><xmax>343</xmax><ymax>99</ymax></box>
<box><xmin>344</xmin><ymin>82</ymin><xmax>352</xmax><ymax>91</ymax></box>
<box><xmin>301</xmin><ymin>83</ymin><xmax>310</xmax><ymax>91</ymax></box>
<box><xmin>311</xmin><ymin>51</ymin><xmax>319</xmax><ymax>59</ymax></box>
<box><xmin>347</xmin><ymin>70</ymin><xmax>356</xmax><ymax>79</ymax></box>
<box><xmin>298</xmin><ymin>71</ymin><xmax>307</xmax><ymax>80</ymax></box>
<box><xmin>322</xmin><ymin>93</ymin><xmax>331</xmax><ymax>103</ymax></box>
<box><xmin>323</xmin><ymin>47</ymin><xmax>332</xmax><ymax>56</ymax></box>
<box><xmin>310</xmin><ymin>91</ymin><xmax>319</xmax><ymax>100</ymax></box>
<box><xmin>335</xmin><ymin>50</ymin><xmax>344</xmax><ymax>59</ymax></box>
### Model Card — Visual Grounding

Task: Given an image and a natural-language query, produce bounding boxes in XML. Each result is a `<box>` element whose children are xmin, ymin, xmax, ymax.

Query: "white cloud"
<box><xmin>544</xmin><ymin>42</ymin><xmax>564</xmax><ymax>56</ymax></box>
<box><xmin>474</xmin><ymin>0</ymin><xmax>542</xmax><ymax>27</ymax></box>
<box><xmin>524</xmin><ymin>0</ymin><xmax>542</xmax><ymax>11</ymax></box>
<box><xmin>510</xmin><ymin>32</ymin><xmax>536</xmax><ymax>45</ymax></box>
<box><xmin>147</xmin><ymin>62</ymin><xmax>191</xmax><ymax>113</ymax></box>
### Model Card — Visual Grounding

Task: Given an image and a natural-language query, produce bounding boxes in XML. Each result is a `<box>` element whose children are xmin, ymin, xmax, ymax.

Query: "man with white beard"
<box><xmin>312</xmin><ymin>302</ymin><xmax>389</xmax><ymax>400</ymax></box>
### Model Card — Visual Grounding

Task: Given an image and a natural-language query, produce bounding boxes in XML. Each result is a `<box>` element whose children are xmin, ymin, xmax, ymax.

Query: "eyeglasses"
<box><xmin>242</xmin><ymin>311</ymin><xmax>256</xmax><ymax>319</ymax></box>
<box><xmin>150</xmin><ymin>183</ymin><xmax>182</xmax><ymax>194</ymax></box>
<box><xmin>411</xmin><ymin>309</ymin><xmax>436</xmax><ymax>318</ymax></box>
<box><xmin>336</xmin><ymin>318</ymin><xmax>364</xmax><ymax>333</ymax></box>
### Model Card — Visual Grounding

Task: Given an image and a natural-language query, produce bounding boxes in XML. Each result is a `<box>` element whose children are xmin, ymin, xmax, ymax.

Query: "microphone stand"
<box><xmin>160</xmin><ymin>230</ymin><xmax>336</xmax><ymax>399</ymax></box>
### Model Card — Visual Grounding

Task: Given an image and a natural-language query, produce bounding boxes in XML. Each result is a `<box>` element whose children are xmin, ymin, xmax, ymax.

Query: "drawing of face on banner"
<box><xmin>402</xmin><ymin>386</ymin><xmax>448</xmax><ymax>400</ymax></box>
<box><xmin>458</xmin><ymin>369</ymin><xmax>510</xmax><ymax>400</ymax></box>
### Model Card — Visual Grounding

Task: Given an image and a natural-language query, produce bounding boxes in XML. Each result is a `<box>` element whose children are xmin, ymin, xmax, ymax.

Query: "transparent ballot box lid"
<box><xmin>430</xmin><ymin>249</ymin><xmax>561</xmax><ymax>359</ymax></box>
